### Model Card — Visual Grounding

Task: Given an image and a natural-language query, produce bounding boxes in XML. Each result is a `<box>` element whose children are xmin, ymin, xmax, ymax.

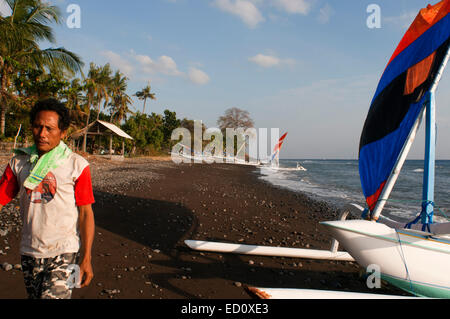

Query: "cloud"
<box><xmin>133</xmin><ymin>53</ymin><xmax>183</xmax><ymax>76</ymax></box>
<box><xmin>188</xmin><ymin>67</ymin><xmax>211</xmax><ymax>85</ymax></box>
<box><xmin>317</xmin><ymin>3</ymin><xmax>333</xmax><ymax>24</ymax></box>
<box><xmin>249</xmin><ymin>54</ymin><xmax>280</xmax><ymax>67</ymax></box>
<box><xmin>213</xmin><ymin>0</ymin><xmax>265</xmax><ymax>28</ymax></box>
<box><xmin>249</xmin><ymin>53</ymin><xmax>295</xmax><ymax>68</ymax></box>
<box><xmin>212</xmin><ymin>0</ymin><xmax>326</xmax><ymax>28</ymax></box>
<box><xmin>100</xmin><ymin>50</ymin><xmax>134</xmax><ymax>76</ymax></box>
<box><xmin>135</xmin><ymin>54</ymin><xmax>153</xmax><ymax>66</ymax></box>
<box><xmin>272</xmin><ymin>0</ymin><xmax>313</xmax><ymax>15</ymax></box>
<box><xmin>384</xmin><ymin>11</ymin><xmax>417</xmax><ymax>29</ymax></box>
<box><xmin>157</xmin><ymin>56</ymin><xmax>184</xmax><ymax>76</ymax></box>
<box><xmin>99</xmin><ymin>49</ymin><xmax>210</xmax><ymax>85</ymax></box>
<box><xmin>100</xmin><ymin>50</ymin><xmax>183</xmax><ymax>78</ymax></box>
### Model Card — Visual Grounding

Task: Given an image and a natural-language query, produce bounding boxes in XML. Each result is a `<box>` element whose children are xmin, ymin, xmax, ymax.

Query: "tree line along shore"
<box><xmin>1</xmin><ymin>1</ymin><xmax>257</xmax><ymax>158</ymax></box>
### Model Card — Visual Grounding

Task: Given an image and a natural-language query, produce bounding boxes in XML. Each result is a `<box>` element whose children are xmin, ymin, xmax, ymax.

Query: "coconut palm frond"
<box><xmin>37</xmin><ymin>47</ymin><xmax>84</xmax><ymax>74</ymax></box>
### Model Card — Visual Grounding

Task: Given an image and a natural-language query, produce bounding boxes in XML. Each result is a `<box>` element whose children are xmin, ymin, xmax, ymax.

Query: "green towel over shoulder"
<box><xmin>14</xmin><ymin>141</ymin><xmax>72</xmax><ymax>190</ymax></box>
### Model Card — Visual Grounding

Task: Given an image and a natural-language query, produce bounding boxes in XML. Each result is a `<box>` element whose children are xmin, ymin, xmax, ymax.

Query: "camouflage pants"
<box><xmin>21</xmin><ymin>253</ymin><xmax>79</xmax><ymax>299</ymax></box>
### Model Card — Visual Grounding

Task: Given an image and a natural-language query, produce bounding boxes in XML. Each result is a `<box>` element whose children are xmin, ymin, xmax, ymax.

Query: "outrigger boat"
<box><xmin>258</xmin><ymin>133</ymin><xmax>308</xmax><ymax>171</ymax></box>
<box><xmin>185</xmin><ymin>0</ymin><xmax>450</xmax><ymax>299</ymax></box>
<box><xmin>173</xmin><ymin>141</ymin><xmax>261</xmax><ymax>165</ymax></box>
<box><xmin>320</xmin><ymin>0</ymin><xmax>450</xmax><ymax>298</ymax></box>
<box><xmin>259</xmin><ymin>132</ymin><xmax>288</xmax><ymax>167</ymax></box>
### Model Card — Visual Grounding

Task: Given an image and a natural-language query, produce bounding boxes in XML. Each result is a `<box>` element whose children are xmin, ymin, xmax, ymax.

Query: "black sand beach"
<box><xmin>0</xmin><ymin>156</ymin><xmax>409</xmax><ymax>299</ymax></box>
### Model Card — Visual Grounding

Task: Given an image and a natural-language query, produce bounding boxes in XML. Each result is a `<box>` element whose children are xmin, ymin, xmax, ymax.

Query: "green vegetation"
<box><xmin>0</xmin><ymin>0</ymin><xmax>193</xmax><ymax>156</ymax></box>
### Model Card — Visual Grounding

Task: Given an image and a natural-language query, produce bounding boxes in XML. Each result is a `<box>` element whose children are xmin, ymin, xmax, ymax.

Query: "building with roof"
<box><xmin>70</xmin><ymin>120</ymin><xmax>133</xmax><ymax>159</ymax></box>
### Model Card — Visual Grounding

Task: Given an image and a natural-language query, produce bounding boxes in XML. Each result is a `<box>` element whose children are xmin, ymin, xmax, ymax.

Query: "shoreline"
<box><xmin>0</xmin><ymin>157</ymin><xmax>409</xmax><ymax>299</ymax></box>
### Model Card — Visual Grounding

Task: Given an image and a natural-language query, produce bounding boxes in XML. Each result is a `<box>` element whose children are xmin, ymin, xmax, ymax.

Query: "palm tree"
<box><xmin>64</xmin><ymin>79</ymin><xmax>83</xmax><ymax>110</ymax></box>
<box><xmin>110</xmin><ymin>93</ymin><xmax>133</xmax><ymax>125</ymax></box>
<box><xmin>81</xmin><ymin>63</ymin><xmax>100</xmax><ymax>152</ymax></box>
<box><xmin>0</xmin><ymin>0</ymin><xmax>83</xmax><ymax>135</ymax></box>
<box><xmin>109</xmin><ymin>71</ymin><xmax>127</xmax><ymax>98</ymax></box>
<box><xmin>95</xmin><ymin>63</ymin><xmax>112</xmax><ymax>120</ymax></box>
<box><xmin>62</xmin><ymin>78</ymin><xmax>85</xmax><ymax>125</ymax></box>
<box><xmin>135</xmin><ymin>82</ymin><xmax>156</xmax><ymax>114</ymax></box>
<box><xmin>108</xmin><ymin>71</ymin><xmax>133</xmax><ymax>124</ymax></box>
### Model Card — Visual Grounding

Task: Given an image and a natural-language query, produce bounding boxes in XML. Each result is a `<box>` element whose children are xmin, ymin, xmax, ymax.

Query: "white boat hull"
<box><xmin>320</xmin><ymin>220</ymin><xmax>450</xmax><ymax>298</ymax></box>
<box><xmin>246</xmin><ymin>287</ymin><xmax>417</xmax><ymax>299</ymax></box>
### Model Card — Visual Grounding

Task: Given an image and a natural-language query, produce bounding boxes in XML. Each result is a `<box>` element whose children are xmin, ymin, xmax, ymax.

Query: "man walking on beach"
<box><xmin>0</xmin><ymin>98</ymin><xmax>95</xmax><ymax>299</ymax></box>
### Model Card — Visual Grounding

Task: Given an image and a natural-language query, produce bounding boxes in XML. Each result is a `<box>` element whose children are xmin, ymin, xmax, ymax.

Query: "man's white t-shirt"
<box><xmin>0</xmin><ymin>152</ymin><xmax>95</xmax><ymax>258</ymax></box>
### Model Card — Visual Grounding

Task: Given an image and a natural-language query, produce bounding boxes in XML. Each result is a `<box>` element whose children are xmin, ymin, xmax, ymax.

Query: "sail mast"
<box><xmin>371</xmin><ymin>44</ymin><xmax>450</xmax><ymax>221</ymax></box>
<box><xmin>421</xmin><ymin>45</ymin><xmax>450</xmax><ymax>226</ymax></box>
<box><xmin>421</xmin><ymin>91</ymin><xmax>436</xmax><ymax>227</ymax></box>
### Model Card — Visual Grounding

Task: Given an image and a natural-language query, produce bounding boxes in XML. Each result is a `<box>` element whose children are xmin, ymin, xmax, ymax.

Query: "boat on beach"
<box><xmin>171</xmin><ymin>142</ymin><xmax>262</xmax><ymax>165</ymax></box>
<box><xmin>257</xmin><ymin>132</ymin><xmax>308</xmax><ymax>171</ymax></box>
<box><xmin>258</xmin><ymin>132</ymin><xmax>288</xmax><ymax>167</ymax></box>
<box><xmin>319</xmin><ymin>0</ymin><xmax>450</xmax><ymax>298</ymax></box>
<box><xmin>254</xmin><ymin>1</ymin><xmax>450</xmax><ymax>298</ymax></box>
<box><xmin>185</xmin><ymin>0</ymin><xmax>450</xmax><ymax>299</ymax></box>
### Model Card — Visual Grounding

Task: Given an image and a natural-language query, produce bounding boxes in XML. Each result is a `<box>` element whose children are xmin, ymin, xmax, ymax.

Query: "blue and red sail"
<box><xmin>271</xmin><ymin>132</ymin><xmax>288</xmax><ymax>161</ymax></box>
<box><xmin>359</xmin><ymin>0</ymin><xmax>450</xmax><ymax>213</ymax></box>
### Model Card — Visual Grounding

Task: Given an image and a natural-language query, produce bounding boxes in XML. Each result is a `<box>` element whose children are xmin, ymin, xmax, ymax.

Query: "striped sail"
<box><xmin>271</xmin><ymin>132</ymin><xmax>288</xmax><ymax>161</ymax></box>
<box><xmin>359</xmin><ymin>0</ymin><xmax>450</xmax><ymax>214</ymax></box>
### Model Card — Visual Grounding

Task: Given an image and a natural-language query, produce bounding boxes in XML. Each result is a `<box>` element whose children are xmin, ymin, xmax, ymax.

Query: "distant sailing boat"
<box><xmin>259</xmin><ymin>132</ymin><xmax>289</xmax><ymax>167</ymax></box>
<box><xmin>270</xmin><ymin>132</ymin><xmax>287</xmax><ymax>168</ymax></box>
<box><xmin>259</xmin><ymin>133</ymin><xmax>308</xmax><ymax>171</ymax></box>
<box><xmin>321</xmin><ymin>0</ymin><xmax>450</xmax><ymax>298</ymax></box>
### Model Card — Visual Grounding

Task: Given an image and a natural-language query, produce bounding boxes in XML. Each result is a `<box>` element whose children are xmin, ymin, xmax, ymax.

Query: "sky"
<box><xmin>1</xmin><ymin>0</ymin><xmax>450</xmax><ymax>159</ymax></box>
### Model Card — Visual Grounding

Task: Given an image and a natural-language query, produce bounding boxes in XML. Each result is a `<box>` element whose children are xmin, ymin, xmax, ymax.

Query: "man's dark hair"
<box><xmin>30</xmin><ymin>98</ymin><xmax>71</xmax><ymax>131</ymax></box>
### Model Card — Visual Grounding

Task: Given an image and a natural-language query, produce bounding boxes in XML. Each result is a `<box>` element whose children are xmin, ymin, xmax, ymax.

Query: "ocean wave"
<box><xmin>258</xmin><ymin>159</ymin><xmax>450</xmax><ymax>222</ymax></box>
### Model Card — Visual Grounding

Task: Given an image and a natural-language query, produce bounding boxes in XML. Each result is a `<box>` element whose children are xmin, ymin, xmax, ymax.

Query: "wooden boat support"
<box><xmin>185</xmin><ymin>207</ymin><xmax>358</xmax><ymax>262</ymax></box>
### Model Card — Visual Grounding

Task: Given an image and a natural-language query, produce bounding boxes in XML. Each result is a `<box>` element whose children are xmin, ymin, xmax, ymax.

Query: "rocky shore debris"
<box><xmin>0</xmin><ymin>196</ymin><xmax>22</xmax><ymax>238</ymax></box>
<box><xmin>101</xmin><ymin>288</ymin><xmax>121</xmax><ymax>298</ymax></box>
<box><xmin>2</xmin><ymin>262</ymin><xmax>12</xmax><ymax>271</ymax></box>
<box><xmin>89</xmin><ymin>159</ymin><xmax>170</xmax><ymax>193</ymax></box>
<box><xmin>0</xmin><ymin>189</ymin><xmax>22</xmax><ymax>268</ymax></box>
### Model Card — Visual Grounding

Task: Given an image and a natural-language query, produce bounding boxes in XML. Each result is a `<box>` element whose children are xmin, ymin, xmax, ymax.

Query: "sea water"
<box><xmin>257</xmin><ymin>159</ymin><xmax>450</xmax><ymax>223</ymax></box>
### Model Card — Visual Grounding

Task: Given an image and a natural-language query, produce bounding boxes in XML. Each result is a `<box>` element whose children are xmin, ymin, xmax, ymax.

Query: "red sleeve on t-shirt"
<box><xmin>74</xmin><ymin>165</ymin><xmax>95</xmax><ymax>206</ymax></box>
<box><xmin>0</xmin><ymin>164</ymin><xmax>20</xmax><ymax>206</ymax></box>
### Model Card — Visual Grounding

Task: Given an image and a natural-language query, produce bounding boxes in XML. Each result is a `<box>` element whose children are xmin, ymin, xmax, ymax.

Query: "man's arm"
<box><xmin>78</xmin><ymin>204</ymin><xmax>95</xmax><ymax>288</ymax></box>
<box><xmin>0</xmin><ymin>164</ymin><xmax>19</xmax><ymax>208</ymax></box>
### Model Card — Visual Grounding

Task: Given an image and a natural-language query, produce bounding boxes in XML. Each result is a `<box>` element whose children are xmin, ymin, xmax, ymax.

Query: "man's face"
<box><xmin>32</xmin><ymin>110</ymin><xmax>67</xmax><ymax>156</ymax></box>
